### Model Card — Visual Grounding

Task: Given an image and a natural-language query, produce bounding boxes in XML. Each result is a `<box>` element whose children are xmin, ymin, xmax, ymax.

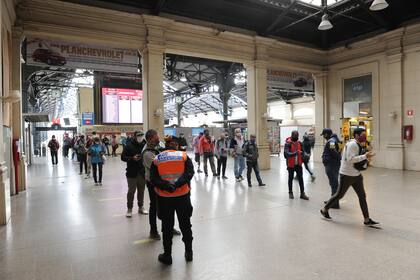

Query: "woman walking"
<box><xmin>89</xmin><ymin>137</ymin><xmax>106</xmax><ymax>186</ymax></box>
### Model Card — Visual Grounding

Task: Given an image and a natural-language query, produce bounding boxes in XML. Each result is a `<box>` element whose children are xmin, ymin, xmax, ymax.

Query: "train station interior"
<box><xmin>1</xmin><ymin>0</ymin><xmax>420</xmax><ymax>279</ymax></box>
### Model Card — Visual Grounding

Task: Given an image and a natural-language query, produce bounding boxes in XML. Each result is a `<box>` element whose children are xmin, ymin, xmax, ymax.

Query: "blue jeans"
<box><xmin>325</xmin><ymin>164</ymin><xmax>340</xmax><ymax>195</ymax></box>
<box><xmin>234</xmin><ymin>155</ymin><xmax>245</xmax><ymax>178</ymax></box>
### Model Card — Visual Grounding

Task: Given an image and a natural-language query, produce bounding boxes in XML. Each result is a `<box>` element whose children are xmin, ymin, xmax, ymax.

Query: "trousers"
<box><xmin>126</xmin><ymin>174</ymin><xmax>146</xmax><ymax>209</ymax></box>
<box><xmin>288</xmin><ymin>165</ymin><xmax>305</xmax><ymax>193</ymax></box>
<box><xmin>246</xmin><ymin>161</ymin><xmax>263</xmax><ymax>185</ymax></box>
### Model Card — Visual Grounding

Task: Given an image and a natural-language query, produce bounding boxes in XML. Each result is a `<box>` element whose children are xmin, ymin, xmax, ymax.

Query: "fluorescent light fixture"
<box><xmin>318</xmin><ymin>14</ymin><xmax>333</xmax><ymax>30</ymax></box>
<box><xmin>369</xmin><ymin>0</ymin><xmax>389</xmax><ymax>11</ymax></box>
<box><xmin>180</xmin><ymin>72</ymin><xmax>187</xmax><ymax>82</ymax></box>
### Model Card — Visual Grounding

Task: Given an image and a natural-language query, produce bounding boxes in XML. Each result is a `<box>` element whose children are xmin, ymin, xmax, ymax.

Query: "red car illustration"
<box><xmin>32</xmin><ymin>48</ymin><xmax>66</xmax><ymax>66</ymax></box>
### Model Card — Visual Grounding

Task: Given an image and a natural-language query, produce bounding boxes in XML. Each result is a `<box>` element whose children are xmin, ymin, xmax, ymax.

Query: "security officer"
<box><xmin>150</xmin><ymin>135</ymin><xmax>195</xmax><ymax>265</ymax></box>
<box><xmin>321</xmin><ymin>128</ymin><xmax>341</xmax><ymax>209</ymax></box>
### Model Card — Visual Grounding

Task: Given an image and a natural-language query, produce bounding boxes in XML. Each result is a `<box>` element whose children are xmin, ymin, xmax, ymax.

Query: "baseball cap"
<box><xmin>320</xmin><ymin>128</ymin><xmax>332</xmax><ymax>136</ymax></box>
<box><xmin>134</xmin><ymin>130</ymin><xmax>144</xmax><ymax>137</ymax></box>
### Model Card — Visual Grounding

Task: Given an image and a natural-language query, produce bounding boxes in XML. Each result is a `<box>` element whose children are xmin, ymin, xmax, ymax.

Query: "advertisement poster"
<box><xmin>267</xmin><ymin>69</ymin><xmax>314</xmax><ymax>91</ymax></box>
<box><xmin>102</xmin><ymin>88</ymin><xmax>143</xmax><ymax>124</ymax></box>
<box><xmin>82</xmin><ymin>112</ymin><xmax>94</xmax><ymax>126</ymax></box>
<box><xmin>26</xmin><ymin>37</ymin><xmax>139</xmax><ymax>73</ymax></box>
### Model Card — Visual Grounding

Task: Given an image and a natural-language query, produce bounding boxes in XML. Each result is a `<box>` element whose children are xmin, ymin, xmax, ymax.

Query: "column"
<box><xmin>11</xmin><ymin>27</ymin><xmax>26</xmax><ymax>193</ymax></box>
<box><xmin>313</xmin><ymin>71</ymin><xmax>328</xmax><ymax>162</ymax></box>
<box><xmin>246</xmin><ymin>60</ymin><xmax>270</xmax><ymax>170</ymax></box>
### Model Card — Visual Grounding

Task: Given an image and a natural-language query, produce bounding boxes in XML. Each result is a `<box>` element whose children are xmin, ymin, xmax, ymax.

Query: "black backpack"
<box><xmin>353</xmin><ymin>143</ymin><xmax>368</xmax><ymax>171</ymax></box>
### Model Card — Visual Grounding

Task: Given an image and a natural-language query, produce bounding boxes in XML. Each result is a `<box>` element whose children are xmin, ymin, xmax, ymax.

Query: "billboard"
<box><xmin>82</xmin><ymin>112</ymin><xmax>94</xmax><ymax>125</ymax></box>
<box><xmin>102</xmin><ymin>88</ymin><xmax>143</xmax><ymax>124</ymax></box>
<box><xmin>26</xmin><ymin>37</ymin><xmax>139</xmax><ymax>73</ymax></box>
<box><xmin>267</xmin><ymin>69</ymin><xmax>314</xmax><ymax>91</ymax></box>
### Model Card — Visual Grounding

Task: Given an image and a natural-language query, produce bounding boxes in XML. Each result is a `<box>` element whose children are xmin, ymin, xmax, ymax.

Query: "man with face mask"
<box><xmin>215</xmin><ymin>132</ymin><xmax>229</xmax><ymax>179</ymax></box>
<box><xmin>243</xmin><ymin>134</ymin><xmax>266</xmax><ymax>187</ymax></box>
<box><xmin>321</xmin><ymin>128</ymin><xmax>342</xmax><ymax>209</ymax></box>
<box><xmin>284</xmin><ymin>131</ymin><xmax>309</xmax><ymax>200</ymax></box>
<box><xmin>121</xmin><ymin>130</ymin><xmax>148</xmax><ymax>218</ymax></box>
<box><xmin>321</xmin><ymin>128</ymin><xmax>379</xmax><ymax>226</ymax></box>
<box><xmin>230</xmin><ymin>128</ymin><xmax>246</xmax><ymax>182</ymax></box>
<box><xmin>199</xmin><ymin>129</ymin><xmax>216</xmax><ymax>177</ymax></box>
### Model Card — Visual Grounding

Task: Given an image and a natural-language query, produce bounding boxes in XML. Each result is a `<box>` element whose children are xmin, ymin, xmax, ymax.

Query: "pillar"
<box><xmin>11</xmin><ymin>27</ymin><xmax>26</xmax><ymax>193</ymax></box>
<box><xmin>313</xmin><ymin>71</ymin><xmax>328</xmax><ymax>162</ymax></box>
<box><xmin>246</xmin><ymin>59</ymin><xmax>270</xmax><ymax>170</ymax></box>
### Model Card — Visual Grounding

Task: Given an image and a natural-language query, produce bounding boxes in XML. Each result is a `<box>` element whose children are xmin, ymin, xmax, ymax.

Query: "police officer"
<box><xmin>321</xmin><ymin>128</ymin><xmax>341</xmax><ymax>209</ymax></box>
<box><xmin>150</xmin><ymin>136</ymin><xmax>195</xmax><ymax>265</ymax></box>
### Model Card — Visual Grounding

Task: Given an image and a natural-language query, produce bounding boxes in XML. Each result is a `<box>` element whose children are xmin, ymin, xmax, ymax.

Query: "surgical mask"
<box><xmin>136</xmin><ymin>136</ymin><xmax>143</xmax><ymax>143</ymax></box>
<box><xmin>358</xmin><ymin>135</ymin><xmax>367</xmax><ymax>143</ymax></box>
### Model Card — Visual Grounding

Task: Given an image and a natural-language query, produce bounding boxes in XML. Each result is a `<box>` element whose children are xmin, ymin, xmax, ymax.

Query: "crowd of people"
<box><xmin>45</xmin><ymin>125</ymin><xmax>379</xmax><ymax>265</ymax></box>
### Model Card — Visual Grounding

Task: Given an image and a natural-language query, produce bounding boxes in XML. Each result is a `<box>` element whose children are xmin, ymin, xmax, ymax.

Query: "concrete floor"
<box><xmin>1</xmin><ymin>154</ymin><xmax>420</xmax><ymax>280</ymax></box>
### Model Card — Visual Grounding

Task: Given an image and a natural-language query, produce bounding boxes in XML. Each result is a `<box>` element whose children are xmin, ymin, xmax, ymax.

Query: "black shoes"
<box><xmin>248</xmin><ymin>184</ymin><xmax>252</xmax><ymax>188</ymax></box>
<box><xmin>158</xmin><ymin>253</ymin><xmax>172</xmax><ymax>265</ymax></box>
<box><xmin>289</xmin><ymin>192</ymin><xmax>294</xmax><ymax>199</ymax></box>
<box><xmin>222</xmin><ymin>176</ymin><xmax>228</xmax><ymax>179</ymax></box>
<box><xmin>172</xmin><ymin>228</ymin><xmax>181</xmax><ymax>235</ymax></box>
<box><xmin>300</xmin><ymin>193</ymin><xmax>309</xmax><ymax>200</ymax></box>
<box><xmin>364</xmin><ymin>219</ymin><xmax>380</xmax><ymax>226</ymax></box>
<box><xmin>320</xmin><ymin>209</ymin><xmax>332</xmax><ymax>220</ymax></box>
<box><xmin>149</xmin><ymin>231</ymin><xmax>161</xmax><ymax>240</ymax></box>
<box><xmin>259</xmin><ymin>183</ymin><xmax>266</xmax><ymax>187</ymax></box>
<box><xmin>185</xmin><ymin>251</ymin><xmax>193</xmax><ymax>262</ymax></box>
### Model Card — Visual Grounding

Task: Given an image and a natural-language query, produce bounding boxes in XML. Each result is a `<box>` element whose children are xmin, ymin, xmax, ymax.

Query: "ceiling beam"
<box><xmin>265</xmin><ymin>0</ymin><xmax>297</xmax><ymax>34</ymax></box>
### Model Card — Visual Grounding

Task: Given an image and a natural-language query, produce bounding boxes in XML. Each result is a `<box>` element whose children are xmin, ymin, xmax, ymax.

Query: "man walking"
<box><xmin>321</xmin><ymin>128</ymin><xmax>342</xmax><ymax>209</ymax></box>
<box><xmin>243</xmin><ymin>134</ymin><xmax>266</xmax><ymax>188</ymax></box>
<box><xmin>48</xmin><ymin>135</ymin><xmax>60</xmax><ymax>165</ymax></box>
<box><xmin>121</xmin><ymin>130</ymin><xmax>148</xmax><ymax>218</ymax></box>
<box><xmin>230</xmin><ymin>128</ymin><xmax>245</xmax><ymax>182</ymax></box>
<box><xmin>62</xmin><ymin>133</ymin><xmax>71</xmax><ymax>158</ymax></box>
<box><xmin>321</xmin><ymin>128</ymin><xmax>379</xmax><ymax>226</ymax></box>
<box><xmin>192</xmin><ymin>132</ymin><xmax>203</xmax><ymax>173</ymax></box>
<box><xmin>215</xmin><ymin>132</ymin><xmax>229</xmax><ymax>179</ymax></box>
<box><xmin>199</xmin><ymin>129</ymin><xmax>216</xmax><ymax>177</ymax></box>
<box><xmin>284</xmin><ymin>131</ymin><xmax>309</xmax><ymax>200</ymax></box>
<box><xmin>302</xmin><ymin>133</ymin><xmax>316</xmax><ymax>181</ymax></box>
<box><xmin>150</xmin><ymin>136</ymin><xmax>195</xmax><ymax>265</ymax></box>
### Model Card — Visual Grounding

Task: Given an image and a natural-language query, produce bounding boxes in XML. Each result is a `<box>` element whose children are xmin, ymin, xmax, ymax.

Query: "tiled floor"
<box><xmin>1</xmin><ymin>155</ymin><xmax>420</xmax><ymax>279</ymax></box>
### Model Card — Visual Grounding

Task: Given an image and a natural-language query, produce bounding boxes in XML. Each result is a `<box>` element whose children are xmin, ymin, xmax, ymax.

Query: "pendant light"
<box><xmin>318</xmin><ymin>13</ymin><xmax>333</xmax><ymax>30</ymax></box>
<box><xmin>369</xmin><ymin>0</ymin><xmax>389</xmax><ymax>11</ymax></box>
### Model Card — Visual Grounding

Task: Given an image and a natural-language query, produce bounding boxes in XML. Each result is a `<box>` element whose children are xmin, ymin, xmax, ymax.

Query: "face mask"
<box><xmin>136</xmin><ymin>137</ymin><xmax>143</xmax><ymax>143</ymax></box>
<box><xmin>358</xmin><ymin>135</ymin><xmax>367</xmax><ymax>143</ymax></box>
<box><xmin>292</xmin><ymin>136</ymin><xmax>298</xmax><ymax>142</ymax></box>
<box><xmin>250</xmin><ymin>139</ymin><xmax>255</xmax><ymax>143</ymax></box>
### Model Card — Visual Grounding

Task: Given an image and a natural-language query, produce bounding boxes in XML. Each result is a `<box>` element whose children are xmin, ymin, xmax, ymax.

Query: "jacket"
<box><xmin>215</xmin><ymin>139</ymin><xmax>229</xmax><ymax>157</ymax></box>
<box><xmin>48</xmin><ymin>140</ymin><xmax>60</xmax><ymax>152</ymax></box>
<box><xmin>199</xmin><ymin>136</ymin><xmax>214</xmax><ymax>154</ymax></box>
<box><xmin>142</xmin><ymin>144</ymin><xmax>160</xmax><ymax>182</ymax></box>
<box><xmin>121</xmin><ymin>138</ymin><xmax>147</xmax><ymax>178</ymax></box>
<box><xmin>230</xmin><ymin>137</ymin><xmax>244</xmax><ymax>155</ymax></box>
<box><xmin>322</xmin><ymin>134</ymin><xmax>341</xmax><ymax>167</ymax></box>
<box><xmin>243</xmin><ymin>140</ymin><xmax>259</xmax><ymax>163</ymax></box>
<box><xmin>192</xmin><ymin>135</ymin><xmax>201</xmax><ymax>153</ymax></box>
<box><xmin>89</xmin><ymin>144</ymin><xmax>106</xmax><ymax>164</ymax></box>
<box><xmin>150</xmin><ymin>150</ymin><xmax>195</xmax><ymax>197</ymax></box>
<box><xmin>284</xmin><ymin>137</ymin><xmax>303</xmax><ymax>168</ymax></box>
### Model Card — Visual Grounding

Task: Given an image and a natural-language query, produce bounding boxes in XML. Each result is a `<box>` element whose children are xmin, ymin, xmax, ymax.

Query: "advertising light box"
<box><xmin>102</xmin><ymin>88</ymin><xmax>143</xmax><ymax>124</ymax></box>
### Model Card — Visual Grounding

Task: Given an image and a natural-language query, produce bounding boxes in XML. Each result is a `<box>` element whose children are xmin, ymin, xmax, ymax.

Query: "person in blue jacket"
<box><xmin>88</xmin><ymin>137</ymin><xmax>106</xmax><ymax>186</ymax></box>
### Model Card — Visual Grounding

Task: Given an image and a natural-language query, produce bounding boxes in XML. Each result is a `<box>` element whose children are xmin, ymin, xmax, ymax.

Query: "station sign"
<box><xmin>82</xmin><ymin>112</ymin><xmax>94</xmax><ymax>126</ymax></box>
<box><xmin>26</xmin><ymin>37</ymin><xmax>139</xmax><ymax>74</ymax></box>
<box><xmin>267</xmin><ymin>69</ymin><xmax>314</xmax><ymax>91</ymax></box>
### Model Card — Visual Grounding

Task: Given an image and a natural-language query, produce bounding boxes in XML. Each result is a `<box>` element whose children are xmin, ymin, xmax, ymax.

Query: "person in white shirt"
<box><xmin>320</xmin><ymin>128</ymin><xmax>379</xmax><ymax>226</ymax></box>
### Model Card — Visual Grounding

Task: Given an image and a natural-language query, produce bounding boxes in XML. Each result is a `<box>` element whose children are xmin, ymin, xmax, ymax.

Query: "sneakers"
<box><xmin>213</xmin><ymin>174</ymin><xmax>218</xmax><ymax>177</ymax></box>
<box><xmin>222</xmin><ymin>176</ymin><xmax>228</xmax><ymax>179</ymax></box>
<box><xmin>205</xmin><ymin>173</ymin><xmax>208</xmax><ymax>177</ymax></box>
<box><xmin>300</xmin><ymin>193</ymin><xmax>309</xmax><ymax>200</ymax></box>
<box><xmin>259</xmin><ymin>183</ymin><xmax>266</xmax><ymax>187</ymax></box>
<box><xmin>289</xmin><ymin>192</ymin><xmax>294</xmax><ymax>199</ymax></box>
<box><xmin>173</xmin><ymin>228</ymin><xmax>181</xmax><ymax>235</ymax></box>
<box><xmin>149</xmin><ymin>231</ymin><xmax>161</xmax><ymax>240</ymax></box>
<box><xmin>197</xmin><ymin>169</ymin><xmax>203</xmax><ymax>173</ymax></box>
<box><xmin>185</xmin><ymin>251</ymin><xmax>193</xmax><ymax>262</ymax></box>
<box><xmin>320</xmin><ymin>209</ymin><xmax>331</xmax><ymax>220</ymax></box>
<box><xmin>239</xmin><ymin>175</ymin><xmax>244</xmax><ymax>181</ymax></box>
<box><xmin>94</xmin><ymin>182</ymin><xmax>99</xmax><ymax>186</ymax></box>
<box><xmin>248</xmin><ymin>183</ymin><xmax>252</xmax><ymax>188</ymax></box>
<box><xmin>158</xmin><ymin>253</ymin><xmax>172</xmax><ymax>265</ymax></box>
<box><xmin>311</xmin><ymin>175</ymin><xmax>316</xmax><ymax>182</ymax></box>
<box><xmin>126</xmin><ymin>209</ymin><xmax>132</xmax><ymax>218</ymax></box>
<box><xmin>98</xmin><ymin>182</ymin><xmax>102</xmax><ymax>186</ymax></box>
<box><xmin>236</xmin><ymin>177</ymin><xmax>241</xmax><ymax>182</ymax></box>
<box><xmin>139</xmin><ymin>207</ymin><xmax>149</xmax><ymax>215</ymax></box>
<box><xmin>364</xmin><ymin>219</ymin><xmax>380</xmax><ymax>226</ymax></box>
<box><xmin>79</xmin><ymin>172</ymin><xmax>83</xmax><ymax>175</ymax></box>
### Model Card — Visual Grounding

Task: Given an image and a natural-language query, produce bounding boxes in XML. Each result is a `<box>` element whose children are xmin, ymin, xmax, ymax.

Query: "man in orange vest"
<box><xmin>284</xmin><ymin>131</ymin><xmax>309</xmax><ymax>200</ymax></box>
<box><xmin>150</xmin><ymin>135</ymin><xmax>195</xmax><ymax>265</ymax></box>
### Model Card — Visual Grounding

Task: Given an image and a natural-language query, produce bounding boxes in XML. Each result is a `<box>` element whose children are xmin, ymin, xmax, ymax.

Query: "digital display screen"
<box><xmin>102</xmin><ymin>88</ymin><xmax>143</xmax><ymax>123</ymax></box>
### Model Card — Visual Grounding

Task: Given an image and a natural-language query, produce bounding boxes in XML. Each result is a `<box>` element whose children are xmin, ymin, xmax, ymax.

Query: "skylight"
<box><xmin>298</xmin><ymin>0</ymin><xmax>346</xmax><ymax>7</ymax></box>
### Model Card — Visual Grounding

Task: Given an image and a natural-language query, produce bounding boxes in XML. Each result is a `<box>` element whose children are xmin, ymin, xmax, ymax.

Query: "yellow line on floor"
<box><xmin>98</xmin><ymin>197</ymin><xmax>123</xmax><ymax>202</ymax></box>
<box><xmin>134</xmin><ymin>239</ymin><xmax>154</xmax><ymax>245</ymax></box>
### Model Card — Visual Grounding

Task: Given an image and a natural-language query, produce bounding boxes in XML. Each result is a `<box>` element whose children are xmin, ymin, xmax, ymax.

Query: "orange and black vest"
<box><xmin>286</xmin><ymin>139</ymin><xmax>303</xmax><ymax>168</ymax></box>
<box><xmin>153</xmin><ymin>150</ymin><xmax>190</xmax><ymax>197</ymax></box>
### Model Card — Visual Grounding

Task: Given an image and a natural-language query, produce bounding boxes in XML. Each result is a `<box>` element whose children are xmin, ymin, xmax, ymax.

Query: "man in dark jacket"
<box><xmin>243</xmin><ymin>134</ymin><xmax>266</xmax><ymax>188</ymax></box>
<box><xmin>48</xmin><ymin>135</ymin><xmax>60</xmax><ymax>165</ymax></box>
<box><xmin>121</xmin><ymin>130</ymin><xmax>148</xmax><ymax>217</ymax></box>
<box><xmin>321</xmin><ymin>128</ymin><xmax>342</xmax><ymax>209</ymax></box>
<box><xmin>178</xmin><ymin>133</ymin><xmax>188</xmax><ymax>151</ymax></box>
<box><xmin>302</xmin><ymin>133</ymin><xmax>316</xmax><ymax>181</ymax></box>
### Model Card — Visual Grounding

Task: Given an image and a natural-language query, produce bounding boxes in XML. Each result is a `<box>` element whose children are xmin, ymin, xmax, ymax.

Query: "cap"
<box><xmin>134</xmin><ymin>130</ymin><xmax>144</xmax><ymax>137</ymax></box>
<box><xmin>320</xmin><ymin>128</ymin><xmax>333</xmax><ymax>136</ymax></box>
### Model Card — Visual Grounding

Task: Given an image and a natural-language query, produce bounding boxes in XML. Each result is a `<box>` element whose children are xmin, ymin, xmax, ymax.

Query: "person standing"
<box><xmin>192</xmin><ymin>132</ymin><xmax>203</xmax><ymax>173</ymax></box>
<box><xmin>47</xmin><ymin>135</ymin><xmax>60</xmax><ymax>165</ymax></box>
<box><xmin>302</xmin><ymin>133</ymin><xmax>316</xmax><ymax>181</ymax></box>
<box><xmin>75</xmin><ymin>135</ymin><xmax>88</xmax><ymax>174</ymax></box>
<box><xmin>321</xmin><ymin>128</ymin><xmax>379</xmax><ymax>226</ymax></box>
<box><xmin>178</xmin><ymin>133</ymin><xmax>188</xmax><ymax>151</ymax></box>
<box><xmin>111</xmin><ymin>135</ymin><xmax>118</xmax><ymax>157</ymax></box>
<box><xmin>150</xmin><ymin>136</ymin><xmax>195</xmax><ymax>265</ymax></box>
<box><xmin>215</xmin><ymin>133</ymin><xmax>229</xmax><ymax>179</ymax></box>
<box><xmin>243</xmin><ymin>134</ymin><xmax>266</xmax><ymax>188</ymax></box>
<box><xmin>321</xmin><ymin>128</ymin><xmax>342</xmax><ymax>209</ymax></box>
<box><xmin>284</xmin><ymin>131</ymin><xmax>309</xmax><ymax>200</ymax></box>
<box><xmin>230</xmin><ymin>128</ymin><xmax>245</xmax><ymax>182</ymax></box>
<box><xmin>102</xmin><ymin>135</ymin><xmax>111</xmax><ymax>156</ymax></box>
<box><xmin>62</xmin><ymin>133</ymin><xmax>71</xmax><ymax>158</ymax></box>
<box><xmin>85</xmin><ymin>134</ymin><xmax>94</xmax><ymax>178</ymax></box>
<box><xmin>89</xmin><ymin>137</ymin><xmax>106</xmax><ymax>186</ymax></box>
<box><xmin>121</xmin><ymin>130</ymin><xmax>148</xmax><ymax>218</ymax></box>
<box><xmin>199</xmin><ymin>129</ymin><xmax>216</xmax><ymax>177</ymax></box>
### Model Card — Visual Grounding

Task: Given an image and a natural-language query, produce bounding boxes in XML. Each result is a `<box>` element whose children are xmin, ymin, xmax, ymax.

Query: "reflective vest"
<box><xmin>153</xmin><ymin>150</ymin><xmax>190</xmax><ymax>197</ymax></box>
<box><xmin>286</xmin><ymin>140</ymin><xmax>303</xmax><ymax>168</ymax></box>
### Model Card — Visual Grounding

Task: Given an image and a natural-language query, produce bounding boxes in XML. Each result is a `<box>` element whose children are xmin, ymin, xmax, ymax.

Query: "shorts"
<box><xmin>195</xmin><ymin>153</ymin><xmax>201</xmax><ymax>163</ymax></box>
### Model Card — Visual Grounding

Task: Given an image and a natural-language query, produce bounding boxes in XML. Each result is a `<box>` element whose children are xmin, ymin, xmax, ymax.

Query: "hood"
<box><xmin>331</xmin><ymin>134</ymin><xmax>339</xmax><ymax>141</ymax></box>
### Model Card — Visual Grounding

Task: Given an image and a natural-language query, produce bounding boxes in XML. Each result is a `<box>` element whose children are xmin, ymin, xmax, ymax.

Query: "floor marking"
<box><xmin>134</xmin><ymin>239</ymin><xmax>154</xmax><ymax>245</ymax></box>
<box><xmin>98</xmin><ymin>197</ymin><xmax>123</xmax><ymax>202</ymax></box>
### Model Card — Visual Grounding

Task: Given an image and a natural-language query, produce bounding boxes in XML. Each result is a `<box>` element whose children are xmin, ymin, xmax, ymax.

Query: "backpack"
<box><xmin>353</xmin><ymin>143</ymin><xmax>368</xmax><ymax>171</ymax></box>
<box><xmin>77</xmin><ymin>141</ymin><xmax>87</xmax><ymax>154</ymax></box>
